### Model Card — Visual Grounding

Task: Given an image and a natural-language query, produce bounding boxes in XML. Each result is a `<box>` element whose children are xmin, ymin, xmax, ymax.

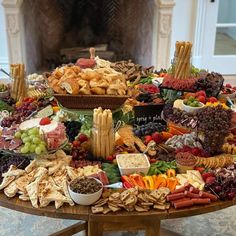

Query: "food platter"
<box><xmin>0</xmin><ymin>42</ymin><xmax>236</xmax><ymax>236</ymax></box>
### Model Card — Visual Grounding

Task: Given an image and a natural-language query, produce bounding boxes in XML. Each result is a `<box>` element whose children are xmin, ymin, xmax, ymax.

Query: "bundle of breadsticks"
<box><xmin>92</xmin><ymin>107</ymin><xmax>114</xmax><ymax>159</ymax></box>
<box><xmin>10</xmin><ymin>64</ymin><xmax>27</xmax><ymax>101</ymax></box>
<box><xmin>174</xmin><ymin>41</ymin><xmax>192</xmax><ymax>79</ymax></box>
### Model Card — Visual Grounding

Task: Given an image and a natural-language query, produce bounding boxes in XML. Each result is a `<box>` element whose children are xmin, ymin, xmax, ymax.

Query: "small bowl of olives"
<box><xmin>0</xmin><ymin>82</ymin><xmax>9</xmax><ymax>98</ymax></box>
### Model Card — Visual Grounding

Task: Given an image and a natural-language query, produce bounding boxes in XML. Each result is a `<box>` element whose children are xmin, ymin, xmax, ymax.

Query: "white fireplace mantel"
<box><xmin>1</xmin><ymin>0</ymin><xmax>175</xmax><ymax>71</ymax></box>
<box><xmin>2</xmin><ymin>0</ymin><xmax>26</xmax><ymax>68</ymax></box>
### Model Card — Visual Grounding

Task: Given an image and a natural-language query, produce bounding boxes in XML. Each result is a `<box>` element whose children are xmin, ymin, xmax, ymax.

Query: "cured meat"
<box><xmin>173</xmin><ymin>199</ymin><xmax>194</xmax><ymax>209</ymax></box>
<box><xmin>184</xmin><ymin>191</ymin><xmax>201</xmax><ymax>199</ymax></box>
<box><xmin>44</xmin><ymin>123</ymin><xmax>67</xmax><ymax>150</ymax></box>
<box><xmin>199</xmin><ymin>191</ymin><xmax>218</xmax><ymax>202</ymax></box>
<box><xmin>9</xmin><ymin>139</ymin><xmax>22</xmax><ymax>151</ymax></box>
<box><xmin>192</xmin><ymin>198</ymin><xmax>211</xmax><ymax>205</ymax></box>
<box><xmin>166</xmin><ymin>192</ymin><xmax>185</xmax><ymax>201</ymax></box>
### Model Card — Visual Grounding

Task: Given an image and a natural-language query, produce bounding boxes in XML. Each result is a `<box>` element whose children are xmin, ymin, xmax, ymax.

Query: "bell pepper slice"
<box><xmin>129</xmin><ymin>174</ymin><xmax>146</xmax><ymax>189</ymax></box>
<box><xmin>156</xmin><ymin>175</ymin><xmax>167</xmax><ymax>188</ymax></box>
<box><xmin>123</xmin><ymin>181</ymin><xmax>133</xmax><ymax>189</ymax></box>
<box><xmin>166</xmin><ymin>177</ymin><xmax>178</xmax><ymax>192</ymax></box>
<box><xmin>143</xmin><ymin>176</ymin><xmax>155</xmax><ymax>190</ymax></box>
<box><xmin>161</xmin><ymin>131</ymin><xmax>173</xmax><ymax>141</ymax></box>
<box><xmin>121</xmin><ymin>176</ymin><xmax>134</xmax><ymax>187</ymax></box>
<box><xmin>167</xmin><ymin>169</ymin><xmax>176</xmax><ymax>178</ymax></box>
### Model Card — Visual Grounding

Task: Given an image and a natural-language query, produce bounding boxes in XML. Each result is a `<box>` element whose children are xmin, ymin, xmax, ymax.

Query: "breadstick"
<box><xmin>97</xmin><ymin>109</ymin><xmax>103</xmax><ymax>158</ymax></box>
<box><xmin>175</xmin><ymin>46</ymin><xmax>184</xmax><ymax>79</ymax></box>
<box><xmin>92</xmin><ymin>109</ymin><xmax>98</xmax><ymax>157</ymax></box>
<box><xmin>17</xmin><ymin>64</ymin><xmax>23</xmax><ymax>101</ymax></box>
<box><xmin>11</xmin><ymin>64</ymin><xmax>19</xmax><ymax>100</ymax></box>
<box><xmin>101</xmin><ymin>110</ymin><xmax>107</xmax><ymax>158</ymax></box>
<box><xmin>177</xmin><ymin>43</ymin><xmax>191</xmax><ymax>79</ymax></box>
<box><xmin>108</xmin><ymin>111</ymin><xmax>114</xmax><ymax>155</ymax></box>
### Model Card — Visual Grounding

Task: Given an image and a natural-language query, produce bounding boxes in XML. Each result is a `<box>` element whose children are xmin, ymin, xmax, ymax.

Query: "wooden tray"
<box><xmin>54</xmin><ymin>94</ymin><xmax>129</xmax><ymax>110</ymax></box>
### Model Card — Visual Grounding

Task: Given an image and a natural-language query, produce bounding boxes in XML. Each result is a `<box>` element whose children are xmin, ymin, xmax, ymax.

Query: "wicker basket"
<box><xmin>54</xmin><ymin>94</ymin><xmax>129</xmax><ymax>110</ymax></box>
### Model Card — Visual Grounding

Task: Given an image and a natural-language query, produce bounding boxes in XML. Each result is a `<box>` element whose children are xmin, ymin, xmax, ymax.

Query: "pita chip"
<box><xmin>0</xmin><ymin>165</ymin><xmax>16</xmax><ymax>190</ymax></box>
<box><xmin>4</xmin><ymin>180</ymin><xmax>18</xmax><ymax>198</ymax></box>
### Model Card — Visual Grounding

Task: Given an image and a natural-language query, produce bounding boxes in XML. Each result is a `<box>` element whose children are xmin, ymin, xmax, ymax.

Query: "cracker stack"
<box><xmin>10</xmin><ymin>64</ymin><xmax>27</xmax><ymax>101</ymax></box>
<box><xmin>174</xmin><ymin>41</ymin><xmax>192</xmax><ymax>79</ymax></box>
<box><xmin>92</xmin><ymin>107</ymin><xmax>114</xmax><ymax>159</ymax></box>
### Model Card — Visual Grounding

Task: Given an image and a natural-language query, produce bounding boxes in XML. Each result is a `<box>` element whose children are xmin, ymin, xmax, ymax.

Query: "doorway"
<box><xmin>194</xmin><ymin>0</ymin><xmax>236</xmax><ymax>74</ymax></box>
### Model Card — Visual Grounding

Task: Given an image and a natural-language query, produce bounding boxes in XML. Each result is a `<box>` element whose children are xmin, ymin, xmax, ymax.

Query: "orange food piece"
<box><xmin>161</xmin><ymin>131</ymin><xmax>173</xmax><ymax>141</ymax></box>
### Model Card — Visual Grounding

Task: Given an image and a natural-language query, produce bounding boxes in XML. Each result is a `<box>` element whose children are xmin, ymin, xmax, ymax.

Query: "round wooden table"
<box><xmin>0</xmin><ymin>192</ymin><xmax>235</xmax><ymax>236</ymax></box>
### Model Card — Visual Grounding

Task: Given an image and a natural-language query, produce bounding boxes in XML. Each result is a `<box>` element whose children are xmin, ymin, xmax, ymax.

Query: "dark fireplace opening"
<box><xmin>23</xmin><ymin>0</ymin><xmax>155</xmax><ymax>73</ymax></box>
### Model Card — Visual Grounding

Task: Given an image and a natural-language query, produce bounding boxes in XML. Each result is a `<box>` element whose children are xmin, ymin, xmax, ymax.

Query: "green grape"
<box><xmin>21</xmin><ymin>133</ymin><xmax>27</xmax><ymax>139</ymax></box>
<box><xmin>35</xmin><ymin>146</ymin><xmax>42</xmax><ymax>155</ymax></box>
<box><xmin>21</xmin><ymin>146</ymin><xmax>28</xmax><ymax>154</ymax></box>
<box><xmin>22</xmin><ymin>137</ymin><xmax>31</xmax><ymax>143</ymax></box>
<box><xmin>38</xmin><ymin>143</ymin><xmax>46</xmax><ymax>152</ymax></box>
<box><xmin>14</xmin><ymin>131</ymin><xmax>22</xmax><ymax>139</ymax></box>
<box><xmin>28</xmin><ymin>128</ymin><xmax>39</xmax><ymax>135</ymax></box>
<box><xmin>24</xmin><ymin>142</ymin><xmax>31</xmax><ymax>148</ymax></box>
<box><xmin>33</xmin><ymin>137</ymin><xmax>41</xmax><ymax>144</ymax></box>
<box><xmin>28</xmin><ymin>134</ymin><xmax>36</xmax><ymax>142</ymax></box>
<box><xmin>30</xmin><ymin>144</ymin><xmax>36</xmax><ymax>153</ymax></box>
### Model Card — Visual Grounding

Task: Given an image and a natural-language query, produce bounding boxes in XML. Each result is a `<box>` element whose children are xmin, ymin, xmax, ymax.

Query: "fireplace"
<box><xmin>2</xmin><ymin>0</ymin><xmax>175</xmax><ymax>73</ymax></box>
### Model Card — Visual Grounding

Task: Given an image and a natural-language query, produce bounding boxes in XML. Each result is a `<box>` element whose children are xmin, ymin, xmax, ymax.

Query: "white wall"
<box><xmin>0</xmin><ymin>3</ymin><xmax>9</xmax><ymax>77</ymax></box>
<box><xmin>170</xmin><ymin>0</ymin><xmax>196</xmax><ymax>62</ymax></box>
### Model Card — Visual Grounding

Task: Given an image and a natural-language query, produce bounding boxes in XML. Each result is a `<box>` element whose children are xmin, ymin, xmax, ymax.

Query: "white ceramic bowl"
<box><xmin>116</xmin><ymin>153</ymin><xmax>150</xmax><ymax>176</ymax></box>
<box><xmin>182</xmin><ymin>100</ymin><xmax>204</xmax><ymax>113</ymax></box>
<box><xmin>68</xmin><ymin>177</ymin><xmax>103</xmax><ymax>205</ymax></box>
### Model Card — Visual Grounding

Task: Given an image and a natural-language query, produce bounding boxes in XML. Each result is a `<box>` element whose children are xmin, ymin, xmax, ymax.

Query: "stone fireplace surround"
<box><xmin>2</xmin><ymin>0</ymin><xmax>175</xmax><ymax>73</ymax></box>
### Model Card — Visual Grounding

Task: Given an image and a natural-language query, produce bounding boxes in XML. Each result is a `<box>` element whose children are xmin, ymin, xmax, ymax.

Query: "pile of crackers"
<box><xmin>174</xmin><ymin>41</ymin><xmax>192</xmax><ymax>79</ymax></box>
<box><xmin>10</xmin><ymin>64</ymin><xmax>27</xmax><ymax>101</ymax></box>
<box><xmin>91</xmin><ymin>187</ymin><xmax>170</xmax><ymax>214</ymax></box>
<box><xmin>92</xmin><ymin>107</ymin><xmax>114</xmax><ymax>159</ymax></box>
<box><xmin>196</xmin><ymin>154</ymin><xmax>234</xmax><ymax>169</ymax></box>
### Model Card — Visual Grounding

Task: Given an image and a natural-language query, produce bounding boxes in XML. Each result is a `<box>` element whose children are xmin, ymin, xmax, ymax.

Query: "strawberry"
<box><xmin>78</xmin><ymin>133</ymin><xmax>88</xmax><ymax>143</ymax></box>
<box><xmin>151</xmin><ymin>132</ymin><xmax>163</xmax><ymax>143</ymax></box>
<box><xmin>205</xmin><ymin>176</ymin><xmax>216</xmax><ymax>184</ymax></box>
<box><xmin>72</xmin><ymin>140</ymin><xmax>80</xmax><ymax>148</ymax></box>
<box><xmin>196</xmin><ymin>90</ymin><xmax>206</xmax><ymax>98</ymax></box>
<box><xmin>197</xmin><ymin>95</ymin><xmax>206</xmax><ymax>104</ymax></box>
<box><xmin>202</xmin><ymin>172</ymin><xmax>215</xmax><ymax>182</ymax></box>
<box><xmin>225</xmin><ymin>84</ymin><xmax>232</xmax><ymax>88</ymax></box>
<box><xmin>208</xmin><ymin>97</ymin><xmax>218</xmax><ymax>103</ymax></box>
<box><xmin>39</xmin><ymin>117</ymin><xmax>51</xmax><ymax>125</ymax></box>
<box><xmin>107</xmin><ymin>155</ymin><xmax>114</xmax><ymax>161</ymax></box>
<box><xmin>144</xmin><ymin>135</ymin><xmax>152</xmax><ymax>145</ymax></box>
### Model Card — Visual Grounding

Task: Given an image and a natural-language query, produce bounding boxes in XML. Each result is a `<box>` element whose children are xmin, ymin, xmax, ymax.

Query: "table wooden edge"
<box><xmin>0</xmin><ymin>192</ymin><xmax>235</xmax><ymax>221</ymax></box>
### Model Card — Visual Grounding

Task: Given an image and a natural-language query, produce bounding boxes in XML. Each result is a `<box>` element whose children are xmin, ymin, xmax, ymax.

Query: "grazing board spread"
<box><xmin>0</xmin><ymin>43</ymin><xmax>235</xmax><ymax>226</ymax></box>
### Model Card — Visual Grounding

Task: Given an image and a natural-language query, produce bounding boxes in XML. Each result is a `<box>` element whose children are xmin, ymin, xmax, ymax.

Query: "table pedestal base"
<box><xmin>49</xmin><ymin>219</ymin><xmax>181</xmax><ymax>236</ymax></box>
